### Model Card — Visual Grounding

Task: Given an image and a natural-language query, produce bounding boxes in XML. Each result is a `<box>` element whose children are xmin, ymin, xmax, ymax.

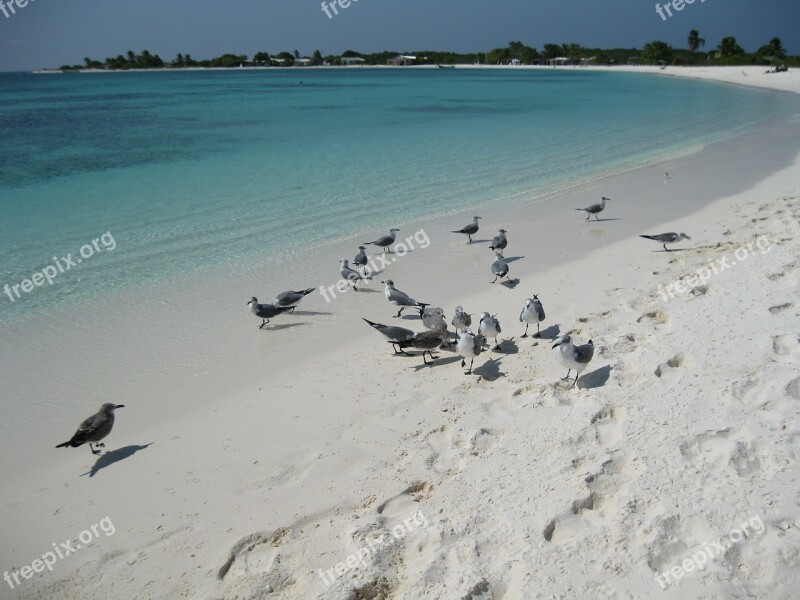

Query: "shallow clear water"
<box><xmin>0</xmin><ymin>68</ymin><xmax>793</xmax><ymax>322</ymax></box>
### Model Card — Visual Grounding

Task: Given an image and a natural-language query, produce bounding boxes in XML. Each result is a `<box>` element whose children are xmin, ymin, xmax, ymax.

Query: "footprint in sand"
<box><xmin>376</xmin><ymin>481</ymin><xmax>436</xmax><ymax>520</ymax></box>
<box><xmin>772</xmin><ymin>334</ymin><xmax>799</xmax><ymax>356</ymax></box>
<box><xmin>637</xmin><ymin>310</ymin><xmax>668</xmax><ymax>325</ymax></box>
<box><xmin>769</xmin><ymin>302</ymin><xmax>795</xmax><ymax>315</ymax></box>
<box><xmin>785</xmin><ymin>377</ymin><xmax>800</xmax><ymax>400</ymax></box>
<box><xmin>654</xmin><ymin>352</ymin><xmax>692</xmax><ymax>380</ymax></box>
<box><xmin>217</xmin><ymin>528</ymin><xmax>291</xmax><ymax>582</ymax></box>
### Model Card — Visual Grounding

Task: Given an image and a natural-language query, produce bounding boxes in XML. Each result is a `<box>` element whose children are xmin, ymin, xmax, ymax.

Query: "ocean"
<box><xmin>0</xmin><ymin>67</ymin><xmax>793</xmax><ymax>322</ymax></box>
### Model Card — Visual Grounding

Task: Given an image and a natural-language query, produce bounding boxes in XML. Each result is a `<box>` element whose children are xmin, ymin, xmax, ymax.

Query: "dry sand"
<box><xmin>1</xmin><ymin>67</ymin><xmax>799</xmax><ymax>600</ymax></box>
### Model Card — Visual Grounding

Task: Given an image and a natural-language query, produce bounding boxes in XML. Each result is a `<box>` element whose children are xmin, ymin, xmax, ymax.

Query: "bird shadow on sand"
<box><xmin>352</xmin><ymin>287</ymin><xmax>381</xmax><ymax>294</ymax></box>
<box><xmin>503</xmin><ymin>256</ymin><xmax>525</xmax><ymax>263</ymax></box>
<box><xmin>473</xmin><ymin>358</ymin><xmax>504</xmax><ymax>381</ymax></box>
<box><xmin>653</xmin><ymin>248</ymin><xmax>690</xmax><ymax>253</ymax></box>
<box><xmin>397</xmin><ymin>314</ymin><xmax>424</xmax><ymax>320</ymax></box>
<box><xmin>82</xmin><ymin>443</ymin><xmax>153</xmax><ymax>478</ymax></box>
<box><xmin>291</xmin><ymin>310</ymin><xmax>333</xmax><ymax>316</ymax></box>
<box><xmin>262</xmin><ymin>322</ymin><xmax>309</xmax><ymax>331</ymax></box>
<box><xmin>532</xmin><ymin>324</ymin><xmax>561</xmax><ymax>341</ymax></box>
<box><xmin>468</xmin><ymin>239</ymin><xmax>493</xmax><ymax>244</ymax></box>
<box><xmin>499</xmin><ymin>278</ymin><xmax>520</xmax><ymax>289</ymax></box>
<box><xmin>578</xmin><ymin>365</ymin><xmax>612</xmax><ymax>389</ymax></box>
<box><xmin>585</xmin><ymin>218</ymin><xmax>622</xmax><ymax>223</ymax></box>
<box><xmin>412</xmin><ymin>355</ymin><xmax>462</xmax><ymax>371</ymax></box>
<box><xmin>494</xmin><ymin>338</ymin><xmax>518</xmax><ymax>354</ymax></box>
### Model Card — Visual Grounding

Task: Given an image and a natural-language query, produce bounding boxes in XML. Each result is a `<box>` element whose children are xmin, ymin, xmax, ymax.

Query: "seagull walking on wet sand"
<box><xmin>247</xmin><ymin>297</ymin><xmax>294</xmax><ymax>329</ymax></box>
<box><xmin>340</xmin><ymin>259</ymin><xmax>371</xmax><ymax>290</ymax></box>
<box><xmin>520</xmin><ymin>295</ymin><xmax>545</xmax><ymax>338</ymax></box>
<box><xmin>365</xmin><ymin>228</ymin><xmax>400</xmax><ymax>253</ymax></box>
<box><xmin>552</xmin><ymin>335</ymin><xmax>594</xmax><ymax>387</ymax></box>
<box><xmin>452</xmin><ymin>216</ymin><xmax>481</xmax><ymax>244</ymax></box>
<box><xmin>56</xmin><ymin>403</ymin><xmax>125</xmax><ymax>455</ymax></box>
<box><xmin>491</xmin><ymin>251</ymin><xmax>510</xmax><ymax>284</ymax></box>
<box><xmin>383</xmin><ymin>280</ymin><xmax>429</xmax><ymax>317</ymax></box>
<box><xmin>394</xmin><ymin>329</ymin><xmax>448</xmax><ymax>365</ymax></box>
<box><xmin>639</xmin><ymin>232</ymin><xmax>691</xmax><ymax>252</ymax></box>
<box><xmin>478</xmin><ymin>312</ymin><xmax>502</xmax><ymax>351</ymax></box>
<box><xmin>576</xmin><ymin>197</ymin><xmax>610</xmax><ymax>221</ymax></box>
<box><xmin>363</xmin><ymin>318</ymin><xmax>415</xmax><ymax>355</ymax></box>
<box><xmin>353</xmin><ymin>246</ymin><xmax>369</xmax><ymax>275</ymax></box>
<box><xmin>271</xmin><ymin>288</ymin><xmax>315</xmax><ymax>311</ymax></box>
<box><xmin>489</xmin><ymin>229</ymin><xmax>508</xmax><ymax>251</ymax></box>
<box><xmin>456</xmin><ymin>327</ymin><xmax>485</xmax><ymax>374</ymax></box>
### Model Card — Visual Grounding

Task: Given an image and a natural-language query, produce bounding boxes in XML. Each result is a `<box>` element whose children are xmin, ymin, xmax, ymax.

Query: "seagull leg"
<box><xmin>573</xmin><ymin>372</ymin><xmax>579</xmax><ymax>387</ymax></box>
<box><xmin>90</xmin><ymin>443</ymin><xmax>101</xmax><ymax>455</ymax></box>
<box><xmin>490</xmin><ymin>276</ymin><xmax>497</xmax><ymax>284</ymax></box>
<box><xmin>468</xmin><ymin>357</ymin><xmax>474</xmax><ymax>374</ymax></box>
<box><xmin>522</xmin><ymin>323</ymin><xmax>529</xmax><ymax>338</ymax></box>
<box><xmin>585</xmin><ymin>214</ymin><xmax>590</xmax><ymax>221</ymax></box>
<box><xmin>562</xmin><ymin>369</ymin><xmax>572</xmax><ymax>381</ymax></box>
<box><xmin>395</xmin><ymin>307</ymin><xmax>404</xmax><ymax>318</ymax></box>
<box><xmin>663</xmin><ymin>244</ymin><xmax>669</xmax><ymax>252</ymax></box>
<box><xmin>461</xmin><ymin>358</ymin><xmax>466</xmax><ymax>368</ymax></box>
<box><xmin>259</xmin><ymin>319</ymin><xmax>270</xmax><ymax>329</ymax></box>
<box><xmin>595</xmin><ymin>214</ymin><xmax>599</xmax><ymax>221</ymax></box>
<box><xmin>534</xmin><ymin>323</ymin><xmax>541</xmax><ymax>338</ymax></box>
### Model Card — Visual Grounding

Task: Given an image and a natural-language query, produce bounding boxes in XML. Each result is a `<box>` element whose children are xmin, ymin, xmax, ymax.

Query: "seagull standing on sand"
<box><xmin>452</xmin><ymin>306</ymin><xmax>471</xmax><ymax>332</ymax></box>
<box><xmin>639</xmin><ymin>232</ymin><xmax>691</xmax><ymax>252</ymax></box>
<box><xmin>489</xmin><ymin>229</ymin><xmax>508</xmax><ymax>251</ymax></box>
<box><xmin>271</xmin><ymin>288</ymin><xmax>315</xmax><ymax>311</ymax></box>
<box><xmin>383</xmin><ymin>280</ymin><xmax>429</xmax><ymax>317</ymax></box>
<box><xmin>452</xmin><ymin>216</ymin><xmax>481</xmax><ymax>244</ymax></box>
<box><xmin>365</xmin><ymin>229</ymin><xmax>400</xmax><ymax>253</ymax></box>
<box><xmin>552</xmin><ymin>335</ymin><xmax>594</xmax><ymax>387</ymax></box>
<box><xmin>520</xmin><ymin>295</ymin><xmax>545</xmax><ymax>338</ymax></box>
<box><xmin>576</xmin><ymin>197</ymin><xmax>610</xmax><ymax>221</ymax></box>
<box><xmin>353</xmin><ymin>246</ymin><xmax>369</xmax><ymax>275</ymax></box>
<box><xmin>491</xmin><ymin>251</ymin><xmax>510</xmax><ymax>284</ymax></box>
<box><xmin>362</xmin><ymin>318</ymin><xmax>415</xmax><ymax>355</ymax></box>
<box><xmin>340</xmin><ymin>259</ymin><xmax>371</xmax><ymax>290</ymax></box>
<box><xmin>478</xmin><ymin>312</ymin><xmax>502</xmax><ymax>351</ymax></box>
<box><xmin>56</xmin><ymin>403</ymin><xmax>125</xmax><ymax>455</ymax></box>
<box><xmin>247</xmin><ymin>297</ymin><xmax>294</xmax><ymax>329</ymax></box>
<box><xmin>456</xmin><ymin>328</ymin><xmax>485</xmax><ymax>374</ymax></box>
<box><xmin>394</xmin><ymin>330</ymin><xmax>447</xmax><ymax>365</ymax></box>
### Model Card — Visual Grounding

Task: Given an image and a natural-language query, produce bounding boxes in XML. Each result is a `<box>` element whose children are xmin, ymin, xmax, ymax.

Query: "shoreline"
<box><xmin>2</xmin><ymin>67</ymin><xmax>800</xmax><ymax>598</ymax></box>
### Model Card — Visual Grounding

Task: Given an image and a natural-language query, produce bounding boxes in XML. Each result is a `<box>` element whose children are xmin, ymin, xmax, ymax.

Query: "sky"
<box><xmin>0</xmin><ymin>0</ymin><xmax>798</xmax><ymax>71</ymax></box>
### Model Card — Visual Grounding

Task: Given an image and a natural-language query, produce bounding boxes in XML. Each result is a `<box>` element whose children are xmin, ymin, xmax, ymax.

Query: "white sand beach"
<box><xmin>1</xmin><ymin>67</ymin><xmax>799</xmax><ymax>600</ymax></box>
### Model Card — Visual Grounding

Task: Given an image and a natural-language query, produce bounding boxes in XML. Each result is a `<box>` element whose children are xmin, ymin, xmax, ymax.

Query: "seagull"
<box><xmin>353</xmin><ymin>246</ymin><xmax>369</xmax><ymax>275</ymax></box>
<box><xmin>489</xmin><ymin>229</ymin><xmax>508</xmax><ymax>251</ymax></box>
<box><xmin>478</xmin><ymin>312</ymin><xmax>502</xmax><ymax>351</ymax></box>
<box><xmin>247</xmin><ymin>297</ymin><xmax>294</xmax><ymax>329</ymax></box>
<box><xmin>520</xmin><ymin>295</ymin><xmax>545</xmax><ymax>338</ymax></box>
<box><xmin>451</xmin><ymin>306</ymin><xmax>472</xmax><ymax>332</ymax></box>
<box><xmin>576</xmin><ymin>197</ymin><xmax>610</xmax><ymax>221</ymax></box>
<box><xmin>340</xmin><ymin>259</ymin><xmax>371</xmax><ymax>290</ymax></box>
<box><xmin>383</xmin><ymin>280</ymin><xmax>429</xmax><ymax>318</ymax></box>
<box><xmin>452</xmin><ymin>216</ymin><xmax>481</xmax><ymax>244</ymax></box>
<box><xmin>422</xmin><ymin>307</ymin><xmax>450</xmax><ymax>347</ymax></box>
<box><xmin>456</xmin><ymin>327</ymin><xmax>485</xmax><ymax>374</ymax></box>
<box><xmin>56</xmin><ymin>403</ymin><xmax>125</xmax><ymax>455</ymax></box>
<box><xmin>639</xmin><ymin>232</ymin><xmax>691</xmax><ymax>252</ymax></box>
<box><xmin>491</xmin><ymin>251</ymin><xmax>510</xmax><ymax>284</ymax></box>
<box><xmin>271</xmin><ymin>288</ymin><xmax>315</xmax><ymax>311</ymax></box>
<box><xmin>394</xmin><ymin>329</ymin><xmax>447</xmax><ymax>365</ymax></box>
<box><xmin>552</xmin><ymin>335</ymin><xmax>594</xmax><ymax>387</ymax></box>
<box><xmin>365</xmin><ymin>228</ymin><xmax>400</xmax><ymax>253</ymax></box>
<box><xmin>362</xmin><ymin>318</ymin><xmax>415</xmax><ymax>355</ymax></box>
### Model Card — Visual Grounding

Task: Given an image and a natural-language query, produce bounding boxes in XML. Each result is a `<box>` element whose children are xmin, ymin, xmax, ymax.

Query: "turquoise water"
<box><xmin>0</xmin><ymin>68</ymin><xmax>793</xmax><ymax>322</ymax></box>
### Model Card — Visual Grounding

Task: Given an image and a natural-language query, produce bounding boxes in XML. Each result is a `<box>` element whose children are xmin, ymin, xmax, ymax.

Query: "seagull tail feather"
<box><xmin>639</xmin><ymin>235</ymin><xmax>657</xmax><ymax>241</ymax></box>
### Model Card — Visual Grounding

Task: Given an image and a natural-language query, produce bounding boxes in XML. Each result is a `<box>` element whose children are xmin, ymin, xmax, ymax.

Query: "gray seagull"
<box><xmin>365</xmin><ymin>228</ymin><xmax>400</xmax><ymax>253</ymax></box>
<box><xmin>247</xmin><ymin>297</ymin><xmax>294</xmax><ymax>329</ymax></box>
<box><xmin>353</xmin><ymin>246</ymin><xmax>369</xmax><ymax>274</ymax></box>
<box><xmin>394</xmin><ymin>329</ymin><xmax>448</xmax><ymax>365</ymax></box>
<box><xmin>383</xmin><ymin>280</ymin><xmax>429</xmax><ymax>317</ymax></box>
<box><xmin>56</xmin><ymin>403</ymin><xmax>125</xmax><ymax>455</ymax></box>
<box><xmin>456</xmin><ymin>327</ymin><xmax>485</xmax><ymax>375</ymax></box>
<box><xmin>552</xmin><ymin>335</ymin><xmax>594</xmax><ymax>387</ymax></box>
<box><xmin>363</xmin><ymin>318</ymin><xmax>415</xmax><ymax>355</ymax></box>
<box><xmin>576</xmin><ymin>197</ymin><xmax>610</xmax><ymax>221</ymax></box>
<box><xmin>491</xmin><ymin>251</ymin><xmax>510</xmax><ymax>284</ymax></box>
<box><xmin>340</xmin><ymin>259</ymin><xmax>371</xmax><ymax>290</ymax></box>
<box><xmin>271</xmin><ymin>288</ymin><xmax>315</xmax><ymax>311</ymax></box>
<box><xmin>489</xmin><ymin>229</ymin><xmax>508</xmax><ymax>251</ymax></box>
<box><xmin>520</xmin><ymin>294</ymin><xmax>546</xmax><ymax>338</ymax></box>
<box><xmin>639</xmin><ymin>232</ymin><xmax>691</xmax><ymax>252</ymax></box>
<box><xmin>452</xmin><ymin>216</ymin><xmax>481</xmax><ymax>244</ymax></box>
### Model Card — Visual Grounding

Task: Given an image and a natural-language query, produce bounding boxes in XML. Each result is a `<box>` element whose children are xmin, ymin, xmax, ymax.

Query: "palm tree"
<box><xmin>767</xmin><ymin>37</ymin><xmax>786</xmax><ymax>59</ymax></box>
<box><xmin>126</xmin><ymin>50</ymin><xmax>136</xmax><ymax>63</ymax></box>
<box><xmin>716</xmin><ymin>36</ymin><xmax>744</xmax><ymax>58</ymax></box>
<box><xmin>688</xmin><ymin>30</ymin><xmax>705</xmax><ymax>53</ymax></box>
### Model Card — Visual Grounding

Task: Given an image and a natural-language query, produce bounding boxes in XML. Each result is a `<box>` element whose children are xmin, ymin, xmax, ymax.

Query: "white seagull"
<box><xmin>520</xmin><ymin>294</ymin><xmax>545</xmax><ymax>338</ymax></box>
<box><xmin>576</xmin><ymin>197</ymin><xmax>610</xmax><ymax>221</ymax></box>
<box><xmin>552</xmin><ymin>335</ymin><xmax>594</xmax><ymax>387</ymax></box>
<box><xmin>478</xmin><ymin>312</ymin><xmax>502</xmax><ymax>351</ymax></box>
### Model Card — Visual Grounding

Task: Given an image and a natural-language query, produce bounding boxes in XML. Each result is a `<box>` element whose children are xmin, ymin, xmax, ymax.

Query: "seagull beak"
<box><xmin>552</xmin><ymin>341</ymin><xmax>562</xmax><ymax>349</ymax></box>
<box><xmin>115</xmin><ymin>404</ymin><xmax>125</xmax><ymax>409</ymax></box>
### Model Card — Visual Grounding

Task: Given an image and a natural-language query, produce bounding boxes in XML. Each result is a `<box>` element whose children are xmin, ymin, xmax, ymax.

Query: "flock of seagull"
<box><xmin>55</xmin><ymin>194</ymin><xmax>694</xmax><ymax>455</ymax></box>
